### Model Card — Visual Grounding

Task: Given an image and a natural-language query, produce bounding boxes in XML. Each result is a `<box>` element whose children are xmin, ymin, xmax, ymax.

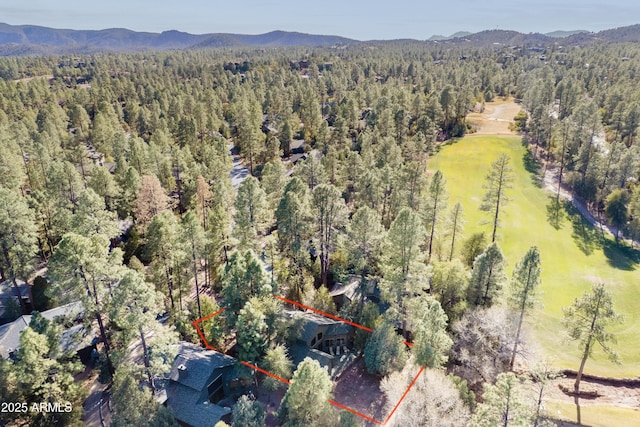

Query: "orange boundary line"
<box><xmin>191</xmin><ymin>294</ymin><xmax>422</xmax><ymax>425</ymax></box>
<box><xmin>241</xmin><ymin>361</ymin><xmax>291</xmax><ymax>385</ymax></box>
<box><xmin>384</xmin><ymin>366</ymin><xmax>425</xmax><ymax>425</ymax></box>
<box><xmin>329</xmin><ymin>399</ymin><xmax>383</xmax><ymax>425</ymax></box>
<box><xmin>273</xmin><ymin>295</ymin><xmax>373</xmax><ymax>332</ymax></box>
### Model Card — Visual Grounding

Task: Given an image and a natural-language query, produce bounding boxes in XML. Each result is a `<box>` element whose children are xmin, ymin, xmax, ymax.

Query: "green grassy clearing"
<box><xmin>430</xmin><ymin>135</ymin><xmax>640</xmax><ymax>377</ymax></box>
<box><xmin>545</xmin><ymin>401</ymin><xmax>640</xmax><ymax>427</ymax></box>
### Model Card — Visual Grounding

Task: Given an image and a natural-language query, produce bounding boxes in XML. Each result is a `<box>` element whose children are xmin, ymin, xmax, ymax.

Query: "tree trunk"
<box><xmin>449</xmin><ymin>208</ymin><xmax>459</xmax><ymax>262</ymax></box>
<box><xmin>503</xmin><ymin>388</ymin><xmax>511</xmax><ymax>427</ymax></box>
<box><xmin>480</xmin><ymin>265</ymin><xmax>495</xmax><ymax>306</ymax></box>
<box><xmin>574</xmin><ymin>294</ymin><xmax>602</xmax><ymax>394</ymax></box>
<box><xmin>192</xmin><ymin>248</ymin><xmax>201</xmax><ymax>319</ymax></box>
<box><xmin>163</xmin><ymin>258</ymin><xmax>174</xmax><ymax>310</ymax></box>
<box><xmin>510</xmin><ymin>265</ymin><xmax>533</xmax><ymax>370</ymax></box>
<box><xmin>11</xmin><ymin>276</ymin><xmax>27</xmax><ymax>314</ymax></box>
<box><xmin>95</xmin><ymin>311</ymin><xmax>114</xmax><ymax>376</ymax></box>
<box><xmin>2</xmin><ymin>243</ymin><xmax>27</xmax><ymax>314</ymax></box>
<box><xmin>139</xmin><ymin>326</ymin><xmax>155</xmax><ymax>396</ymax></box>
<box><xmin>492</xmin><ymin>185</ymin><xmax>502</xmax><ymax>243</ymax></box>
<box><xmin>428</xmin><ymin>197</ymin><xmax>438</xmax><ymax>262</ymax></box>
<box><xmin>510</xmin><ymin>305</ymin><xmax>526</xmax><ymax>371</ymax></box>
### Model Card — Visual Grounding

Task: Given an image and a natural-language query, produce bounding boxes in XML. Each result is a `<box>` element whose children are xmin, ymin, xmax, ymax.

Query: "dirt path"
<box><xmin>467</xmin><ymin>98</ymin><xmax>522</xmax><ymax>135</ymax></box>
<box><xmin>545</xmin><ymin>376</ymin><xmax>640</xmax><ymax>411</ymax></box>
<box><xmin>542</xmin><ymin>160</ymin><xmax>637</xmax><ymax>246</ymax></box>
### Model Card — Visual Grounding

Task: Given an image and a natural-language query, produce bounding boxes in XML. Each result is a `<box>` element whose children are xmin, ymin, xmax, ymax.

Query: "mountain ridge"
<box><xmin>2</xmin><ymin>22</ymin><xmax>640</xmax><ymax>56</ymax></box>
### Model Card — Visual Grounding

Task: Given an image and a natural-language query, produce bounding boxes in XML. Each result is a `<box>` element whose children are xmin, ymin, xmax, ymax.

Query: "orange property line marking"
<box><xmin>241</xmin><ymin>361</ymin><xmax>291</xmax><ymax>385</ymax></box>
<box><xmin>273</xmin><ymin>295</ymin><xmax>373</xmax><ymax>332</ymax></box>
<box><xmin>384</xmin><ymin>366</ymin><xmax>425</xmax><ymax>425</ymax></box>
<box><xmin>192</xmin><ymin>294</ymin><xmax>422</xmax><ymax>425</ymax></box>
<box><xmin>329</xmin><ymin>399</ymin><xmax>382</xmax><ymax>425</ymax></box>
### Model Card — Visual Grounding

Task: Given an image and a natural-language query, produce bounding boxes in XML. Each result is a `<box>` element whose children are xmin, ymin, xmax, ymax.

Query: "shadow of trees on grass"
<box><xmin>546</xmin><ymin>196</ymin><xmax>566</xmax><ymax>230</ymax></box>
<box><xmin>545</xmin><ymin>196</ymin><xmax>640</xmax><ymax>270</ymax></box>
<box><xmin>602</xmin><ymin>239</ymin><xmax>640</xmax><ymax>271</ymax></box>
<box><xmin>521</xmin><ymin>139</ymin><xmax>543</xmax><ymax>188</ymax></box>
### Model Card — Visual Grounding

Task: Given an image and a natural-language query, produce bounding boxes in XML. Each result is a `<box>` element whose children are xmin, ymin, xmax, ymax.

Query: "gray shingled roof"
<box><xmin>325</xmin><ymin>322</ymin><xmax>351</xmax><ymax>337</ymax></box>
<box><xmin>166</xmin><ymin>343</ymin><xmax>236</xmax><ymax>427</ymax></box>
<box><xmin>166</xmin><ymin>381</ymin><xmax>231</xmax><ymax>427</ymax></box>
<box><xmin>0</xmin><ymin>302</ymin><xmax>86</xmax><ymax>358</ymax></box>
<box><xmin>289</xmin><ymin>311</ymin><xmax>352</xmax><ymax>344</ymax></box>
<box><xmin>168</xmin><ymin>344</ymin><xmax>236</xmax><ymax>392</ymax></box>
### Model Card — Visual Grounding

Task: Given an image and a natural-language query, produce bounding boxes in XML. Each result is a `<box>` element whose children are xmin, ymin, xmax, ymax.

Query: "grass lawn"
<box><xmin>430</xmin><ymin>135</ymin><xmax>640</xmax><ymax>377</ymax></box>
<box><xmin>545</xmin><ymin>401</ymin><xmax>640</xmax><ymax>427</ymax></box>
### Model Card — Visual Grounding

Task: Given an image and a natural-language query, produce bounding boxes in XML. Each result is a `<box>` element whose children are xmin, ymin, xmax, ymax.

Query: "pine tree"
<box><xmin>471</xmin><ymin>372</ymin><xmax>532</xmax><ymax>427</ymax></box>
<box><xmin>234</xmin><ymin>176</ymin><xmax>269</xmax><ymax>250</ymax></box>
<box><xmin>232</xmin><ymin>395</ymin><xmax>265</xmax><ymax>427</ymax></box>
<box><xmin>279</xmin><ymin>358</ymin><xmax>335</xmax><ymax>427</ymax></box>
<box><xmin>312</xmin><ymin>184</ymin><xmax>347</xmax><ymax>286</ymax></box>
<box><xmin>509</xmin><ymin>247</ymin><xmax>542</xmax><ymax>370</ymax></box>
<box><xmin>563</xmin><ymin>284</ymin><xmax>622</xmax><ymax>397</ymax></box>
<box><xmin>424</xmin><ymin>170</ymin><xmax>448</xmax><ymax>262</ymax></box>
<box><xmin>261</xmin><ymin>345</ymin><xmax>293</xmax><ymax>391</ymax></box>
<box><xmin>364</xmin><ymin>320</ymin><xmax>408</xmax><ymax>376</ymax></box>
<box><xmin>0</xmin><ymin>188</ymin><xmax>38</xmax><ymax>313</ymax></box>
<box><xmin>467</xmin><ymin>242</ymin><xmax>506</xmax><ymax>307</ymax></box>
<box><xmin>134</xmin><ymin>174</ymin><xmax>170</xmax><ymax>230</ymax></box>
<box><xmin>480</xmin><ymin>154</ymin><xmax>514</xmax><ymax>242</ymax></box>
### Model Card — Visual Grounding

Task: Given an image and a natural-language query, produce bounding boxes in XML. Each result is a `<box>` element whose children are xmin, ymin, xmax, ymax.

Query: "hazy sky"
<box><xmin>1</xmin><ymin>0</ymin><xmax>638</xmax><ymax>40</ymax></box>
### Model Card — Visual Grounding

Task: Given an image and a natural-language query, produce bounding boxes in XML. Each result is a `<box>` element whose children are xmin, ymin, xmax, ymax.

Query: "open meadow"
<box><xmin>430</xmin><ymin>134</ymin><xmax>640</xmax><ymax>378</ymax></box>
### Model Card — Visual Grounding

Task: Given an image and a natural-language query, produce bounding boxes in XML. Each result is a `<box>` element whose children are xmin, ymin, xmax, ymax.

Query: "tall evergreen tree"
<box><xmin>234</xmin><ymin>176</ymin><xmax>269</xmax><ymax>250</ymax></box>
<box><xmin>563</xmin><ymin>284</ymin><xmax>622</xmax><ymax>398</ymax></box>
<box><xmin>471</xmin><ymin>372</ymin><xmax>532</xmax><ymax>427</ymax></box>
<box><xmin>509</xmin><ymin>247</ymin><xmax>542</xmax><ymax>370</ymax></box>
<box><xmin>480</xmin><ymin>154</ymin><xmax>514</xmax><ymax>242</ymax></box>
<box><xmin>467</xmin><ymin>242</ymin><xmax>507</xmax><ymax>307</ymax></box>
<box><xmin>312</xmin><ymin>184</ymin><xmax>347</xmax><ymax>286</ymax></box>
<box><xmin>0</xmin><ymin>188</ymin><xmax>38</xmax><ymax>313</ymax></box>
<box><xmin>424</xmin><ymin>170</ymin><xmax>448</xmax><ymax>262</ymax></box>
<box><xmin>278</xmin><ymin>358</ymin><xmax>335</xmax><ymax>427</ymax></box>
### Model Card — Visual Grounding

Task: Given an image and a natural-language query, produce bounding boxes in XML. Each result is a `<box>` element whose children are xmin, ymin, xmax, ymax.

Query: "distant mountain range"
<box><xmin>1</xmin><ymin>22</ymin><xmax>640</xmax><ymax>56</ymax></box>
<box><xmin>0</xmin><ymin>23</ymin><xmax>356</xmax><ymax>55</ymax></box>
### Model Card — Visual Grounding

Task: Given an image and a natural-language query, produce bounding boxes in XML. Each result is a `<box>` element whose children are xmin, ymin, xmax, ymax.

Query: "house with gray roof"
<box><xmin>287</xmin><ymin>310</ymin><xmax>356</xmax><ymax>378</ymax></box>
<box><xmin>0</xmin><ymin>302</ymin><xmax>89</xmax><ymax>359</ymax></box>
<box><xmin>165</xmin><ymin>343</ymin><xmax>238</xmax><ymax>427</ymax></box>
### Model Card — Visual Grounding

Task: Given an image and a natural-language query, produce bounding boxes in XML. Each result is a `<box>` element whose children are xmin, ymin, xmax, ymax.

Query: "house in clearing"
<box><xmin>164</xmin><ymin>343</ymin><xmax>239</xmax><ymax>427</ymax></box>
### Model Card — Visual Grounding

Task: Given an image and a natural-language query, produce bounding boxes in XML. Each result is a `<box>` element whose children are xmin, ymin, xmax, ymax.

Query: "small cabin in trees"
<box><xmin>164</xmin><ymin>343</ymin><xmax>239</xmax><ymax>427</ymax></box>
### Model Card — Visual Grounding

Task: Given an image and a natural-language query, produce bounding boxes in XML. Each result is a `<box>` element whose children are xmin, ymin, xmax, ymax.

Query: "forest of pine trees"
<box><xmin>0</xmin><ymin>39</ymin><xmax>637</xmax><ymax>426</ymax></box>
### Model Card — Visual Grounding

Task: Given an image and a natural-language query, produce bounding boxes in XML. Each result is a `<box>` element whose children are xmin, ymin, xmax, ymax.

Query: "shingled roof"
<box><xmin>0</xmin><ymin>302</ymin><xmax>85</xmax><ymax>358</ymax></box>
<box><xmin>165</xmin><ymin>342</ymin><xmax>236</xmax><ymax>427</ymax></box>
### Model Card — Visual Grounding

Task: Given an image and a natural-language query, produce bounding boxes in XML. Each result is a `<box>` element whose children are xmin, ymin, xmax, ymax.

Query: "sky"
<box><xmin>1</xmin><ymin>0</ymin><xmax>639</xmax><ymax>40</ymax></box>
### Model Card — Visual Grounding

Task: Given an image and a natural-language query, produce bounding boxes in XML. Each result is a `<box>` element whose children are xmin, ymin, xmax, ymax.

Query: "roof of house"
<box><xmin>166</xmin><ymin>381</ymin><xmax>231</xmax><ymax>427</ymax></box>
<box><xmin>325</xmin><ymin>322</ymin><xmax>352</xmax><ymax>337</ymax></box>
<box><xmin>287</xmin><ymin>311</ymin><xmax>352</xmax><ymax>344</ymax></box>
<box><xmin>329</xmin><ymin>276</ymin><xmax>362</xmax><ymax>301</ymax></box>
<box><xmin>0</xmin><ymin>302</ymin><xmax>87</xmax><ymax>358</ymax></box>
<box><xmin>166</xmin><ymin>342</ymin><xmax>236</xmax><ymax>427</ymax></box>
<box><xmin>168</xmin><ymin>343</ymin><xmax>236</xmax><ymax>392</ymax></box>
